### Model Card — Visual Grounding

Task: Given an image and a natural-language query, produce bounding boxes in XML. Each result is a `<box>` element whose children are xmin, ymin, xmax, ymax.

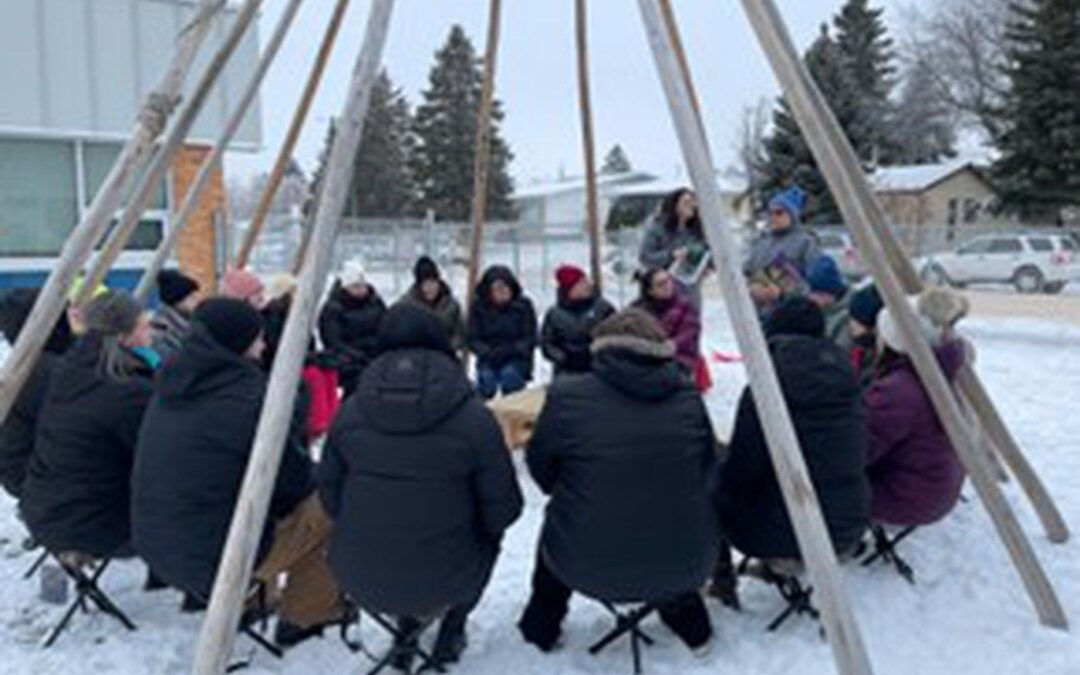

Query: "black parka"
<box><xmin>715</xmin><ymin>335</ymin><xmax>870</xmax><ymax>559</ymax></box>
<box><xmin>319</xmin><ymin>343</ymin><xmax>523</xmax><ymax>618</ymax></box>
<box><xmin>526</xmin><ymin>345</ymin><xmax>717</xmax><ymax>603</ymax></box>
<box><xmin>468</xmin><ymin>266</ymin><xmax>538</xmax><ymax>379</ymax></box>
<box><xmin>131</xmin><ymin>326</ymin><xmax>315</xmax><ymax>597</ymax></box>
<box><xmin>20</xmin><ymin>335</ymin><xmax>154</xmax><ymax>557</ymax></box>
<box><xmin>318</xmin><ymin>283</ymin><xmax>387</xmax><ymax>391</ymax></box>
<box><xmin>540</xmin><ymin>294</ymin><xmax>617</xmax><ymax>376</ymax></box>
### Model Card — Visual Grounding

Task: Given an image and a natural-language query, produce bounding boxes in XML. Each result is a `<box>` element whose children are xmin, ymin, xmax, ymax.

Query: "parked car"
<box><xmin>815</xmin><ymin>229</ymin><xmax>865</xmax><ymax>280</ymax></box>
<box><xmin>920</xmin><ymin>233</ymin><xmax>1076</xmax><ymax>294</ymax></box>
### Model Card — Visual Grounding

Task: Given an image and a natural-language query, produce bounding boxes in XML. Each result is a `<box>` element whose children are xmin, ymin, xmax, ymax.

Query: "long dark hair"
<box><xmin>633</xmin><ymin>267</ymin><xmax>669</xmax><ymax>312</ymax></box>
<box><xmin>659</xmin><ymin>188</ymin><xmax>703</xmax><ymax>237</ymax></box>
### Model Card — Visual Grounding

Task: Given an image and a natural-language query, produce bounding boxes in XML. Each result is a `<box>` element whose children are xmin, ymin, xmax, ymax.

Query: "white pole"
<box><xmin>737</xmin><ymin>0</ymin><xmax>1067</xmax><ymax>629</ymax></box>
<box><xmin>133</xmin><ymin>0</ymin><xmax>306</xmax><ymax>302</ymax></box>
<box><xmin>79</xmin><ymin>0</ymin><xmax>266</xmax><ymax>303</ymax></box>
<box><xmin>0</xmin><ymin>0</ymin><xmax>227</xmax><ymax>425</ymax></box>
<box><xmin>190</xmin><ymin>1</ymin><xmax>396</xmax><ymax>672</ymax></box>
<box><xmin>636</xmin><ymin>1</ymin><xmax>876</xmax><ymax>673</ymax></box>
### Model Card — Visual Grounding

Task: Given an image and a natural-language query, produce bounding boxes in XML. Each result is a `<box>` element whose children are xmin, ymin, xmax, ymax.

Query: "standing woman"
<box><xmin>20</xmin><ymin>292</ymin><xmax>158</xmax><ymax>559</ymax></box>
<box><xmin>639</xmin><ymin>188</ymin><xmax>711</xmax><ymax>310</ymax></box>
<box><xmin>633</xmin><ymin>267</ymin><xmax>708</xmax><ymax>391</ymax></box>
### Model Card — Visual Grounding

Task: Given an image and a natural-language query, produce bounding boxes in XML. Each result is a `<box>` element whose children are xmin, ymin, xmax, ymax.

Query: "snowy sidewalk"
<box><xmin>3</xmin><ymin>310</ymin><xmax>1080</xmax><ymax>674</ymax></box>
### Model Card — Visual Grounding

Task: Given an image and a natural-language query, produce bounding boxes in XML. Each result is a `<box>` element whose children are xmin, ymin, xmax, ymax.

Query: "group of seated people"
<box><xmin>0</xmin><ymin>184</ymin><xmax>973</xmax><ymax>670</ymax></box>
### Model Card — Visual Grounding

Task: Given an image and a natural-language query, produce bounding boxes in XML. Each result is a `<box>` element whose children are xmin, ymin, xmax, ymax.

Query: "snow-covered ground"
<box><xmin>3</xmin><ymin>303</ymin><xmax>1080</xmax><ymax>675</ymax></box>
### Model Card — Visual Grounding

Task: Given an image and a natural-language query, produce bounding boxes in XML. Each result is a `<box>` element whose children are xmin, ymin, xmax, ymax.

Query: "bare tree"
<box><xmin>732</xmin><ymin>97</ymin><xmax>771</xmax><ymax>200</ymax></box>
<box><xmin>899</xmin><ymin>0</ymin><xmax>1012</xmax><ymax>143</ymax></box>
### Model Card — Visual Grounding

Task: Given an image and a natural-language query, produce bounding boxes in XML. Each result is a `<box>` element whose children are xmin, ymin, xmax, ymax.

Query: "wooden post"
<box><xmin>234</xmin><ymin>0</ymin><xmax>353</xmax><ymax>271</ymax></box>
<box><xmin>133</xmin><ymin>0</ymin><xmax>304</xmax><ymax>302</ymax></box>
<box><xmin>635</xmin><ymin>2</ymin><xmax>876</xmax><ymax>673</ymax></box>
<box><xmin>657</xmin><ymin>0</ymin><xmax>705</xmax><ymax>134</ymax></box>
<box><xmin>464</xmin><ymin>0</ymin><xmax>505</xmax><ymax>315</ymax></box>
<box><xmin>0</xmin><ymin>0</ymin><xmax>227</xmax><ymax>425</ymax></box>
<box><xmin>190</xmin><ymin>1</ymin><xmax>395</xmax><ymax>672</ymax></box>
<box><xmin>574</xmin><ymin>0</ymin><xmax>603</xmax><ymax>293</ymax></box>
<box><xmin>738</xmin><ymin>0</ymin><xmax>1067</xmax><ymax>629</ymax></box>
<box><xmin>77</xmin><ymin>0</ymin><xmax>265</xmax><ymax>305</ymax></box>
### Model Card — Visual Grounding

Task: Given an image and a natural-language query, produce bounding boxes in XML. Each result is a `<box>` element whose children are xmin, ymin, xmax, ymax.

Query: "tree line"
<box><xmin>744</xmin><ymin>0</ymin><xmax>1079</xmax><ymax>225</ymax></box>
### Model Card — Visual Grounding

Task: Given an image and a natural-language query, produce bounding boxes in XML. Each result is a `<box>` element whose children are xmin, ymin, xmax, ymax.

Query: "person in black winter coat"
<box><xmin>469</xmin><ymin>265</ymin><xmax>538</xmax><ymax>399</ymax></box>
<box><xmin>133</xmin><ymin>298</ymin><xmax>345</xmax><ymax>645</ymax></box>
<box><xmin>318</xmin><ymin>259</ymin><xmax>387</xmax><ymax>397</ymax></box>
<box><xmin>20</xmin><ymin>292</ymin><xmax>156</xmax><ymax>558</ymax></box>
<box><xmin>519</xmin><ymin>308</ymin><xmax>716</xmax><ymax>653</ymax></box>
<box><xmin>0</xmin><ymin>289</ymin><xmax>73</xmax><ymax>499</ymax></box>
<box><xmin>319</xmin><ymin>304</ymin><xmax>523</xmax><ymax>669</ymax></box>
<box><xmin>540</xmin><ymin>265</ymin><xmax>616</xmax><ymax>378</ymax></box>
<box><xmin>713</xmin><ymin>297</ymin><xmax>870</xmax><ymax>569</ymax></box>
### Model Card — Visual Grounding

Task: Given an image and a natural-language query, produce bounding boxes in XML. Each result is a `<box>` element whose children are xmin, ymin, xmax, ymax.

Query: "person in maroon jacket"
<box><xmin>632</xmin><ymin>267</ymin><xmax>701</xmax><ymax>375</ymax></box>
<box><xmin>864</xmin><ymin>291</ymin><xmax>969</xmax><ymax>527</ymax></box>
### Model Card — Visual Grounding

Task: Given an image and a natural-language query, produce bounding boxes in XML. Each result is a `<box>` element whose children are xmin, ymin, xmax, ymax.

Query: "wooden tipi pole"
<box><xmin>574</xmin><ymin>0</ymin><xmax>603</xmax><ymax>293</ymax></box>
<box><xmin>133</xmin><ymin>0</ymin><xmax>306</xmax><ymax>302</ymax></box>
<box><xmin>0</xmin><ymin>0</ymin><xmax>227</xmax><ymax>424</ymax></box>
<box><xmin>636</xmin><ymin>2</ymin><xmax>876</xmax><ymax>673</ymax></box>
<box><xmin>738</xmin><ymin>0</ymin><xmax>1067</xmax><ymax>629</ymax></box>
<box><xmin>464</xmin><ymin>0</ymin><xmax>505</xmax><ymax>314</ymax></box>
<box><xmin>657</xmin><ymin>0</ymin><xmax>706</xmax><ymax>134</ymax></box>
<box><xmin>190</xmin><ymin>1</ymin><xmax>395</xmax><ymax>672</ymax></box>
<box><xmin>233</xmin><ymin>0</ymin><xmax>354</xmax><ymax>271</ymax></box>
<box><xmin>77</xmin><ymin>0</ymin><xmax>265</xmax><ymax>304</ymax></box>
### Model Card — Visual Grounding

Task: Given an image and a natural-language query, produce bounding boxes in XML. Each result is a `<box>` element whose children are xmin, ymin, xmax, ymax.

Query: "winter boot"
<box><xmin>431</xmin><ymin>611</ymin><xmax>469</xmax><ymax>667</ymax></box>
<box><xmin>706</xmin><ymin>547</ymin><xmax>741</xmax><ymax>611</ymax></box>
<box><xmin>181</xmin><ymin>593</ymin><xmax>208</xmax><ymax>613</ymax></box>
<box><xmin>390</xmin><ymin>617</ymin><xmax>422</xmax><ymax>673</ymax></box>
<box><xmin>273</xmin><ymin>620</ymin><xmax>325</xmax><ymax>649</ymax></box>
<box><xmin>143</xmin><ymin>569</ymin><xmax>169</xmax><ymax>592</ymax></box>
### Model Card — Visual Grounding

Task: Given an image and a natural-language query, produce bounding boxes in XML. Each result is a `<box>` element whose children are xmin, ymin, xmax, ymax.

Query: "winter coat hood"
<box><xmin>357</xmin><ymin>350</ymin><xmax>473</xmax><ymax>436</ymax></box>
<box><xmin>592</xmin><ymin>348</ymin><xmax>686</xmax><ymax>402</ymax></box>
<box><xmin>475</xmin><ymin>265</ymin><xmax>523</xmax><ymax>306</ymax></box>
<box><xmin>49</xmin><ymin>333</ymin><xmax>154</xmax><ymax>403</ymax></box>
<box><xmin>156</xmin><ymin>325</ymin><xmax>263</xmax><ymax>403</ymax></box>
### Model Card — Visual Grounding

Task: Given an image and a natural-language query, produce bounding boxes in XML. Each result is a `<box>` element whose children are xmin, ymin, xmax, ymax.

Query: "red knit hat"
<box><xmin>555</xmin><ymin>265</ymin><xmax>587</xmax><ymax>293</ymax></box>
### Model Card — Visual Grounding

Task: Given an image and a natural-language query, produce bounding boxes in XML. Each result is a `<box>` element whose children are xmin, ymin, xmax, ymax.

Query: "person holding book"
<box><xmin>744</xmin><ymin>186</ymin><xmax>822</xmax><ymax>314</ymax></box>
<box><xmin>639</xmin><ymin>188</ymin><xmax>712</xmax><ymax>310</ymax></box>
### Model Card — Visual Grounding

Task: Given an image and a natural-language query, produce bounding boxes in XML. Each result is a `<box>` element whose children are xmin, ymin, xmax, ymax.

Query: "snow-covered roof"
<box><xmin>871</xmin><ymin>160</ymin><xmax>986</xmax><ymax>193</ymax></box>
<box><xmin>607</xmin><ymin>173</ymin><xmax>749</xmax><ymax>199</ymax></box>
<box><xmin>512</xmin><ymin>171</ymin><xmax>655</xmax><ymax>201</ymax></box>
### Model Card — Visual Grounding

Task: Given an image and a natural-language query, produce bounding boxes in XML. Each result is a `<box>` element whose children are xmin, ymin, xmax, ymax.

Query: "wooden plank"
<box><xmin>574</xmin><ymin>0</ymin><xmax>603</xmax><ymax>293</ymax></box>
<box><xmin>737</xmin><ymin>0</ymin><xmax>1067</xmax><ymax>629</ymax></box>
<box><xmin>190</xmin><ymin>2</ymin><xmax>396</xmax><ymax>672</ymax></box>
<box><xmin>77</xmin><ymin>0</ymin><xmax>265</xmax><ymax>304</ymax></box>
<box><xmin>464</xmin><ymin>0</ymin><xmax>505</xmax><ymax>315</ymax></box>
<box><xmin>234</xmin><ymin>0</ymin><xmax>354</xmax><ymax>272</ymax></box>
<box><xmin>0</xmin><ymin>0</ymin><xmax>227</xmax><ymax>425</ymax></box>
<box><xmin>636</xmin><ymin>2</ymin><xmax>876</xmax><ymax>673</ymax></box>
<box><xmin>488</xmin><ymin>387</ymin><xmax>547</xmax><ymax>449</ymax></box>
<box><xmin>133</xmin><ymin>0</ymin><xmax>304</xmax><ymax>302</ymax></box>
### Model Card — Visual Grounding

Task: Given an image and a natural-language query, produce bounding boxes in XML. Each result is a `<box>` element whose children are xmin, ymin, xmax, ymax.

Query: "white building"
<box><xmin>511</xmin><ymin>171</ymin><xmax>656</xmax><ymax>232</ymax></box>
<box><xmin>0</xmin><ymin>0</ymin><xmax>263</xmax><ymax>291</ymax></box>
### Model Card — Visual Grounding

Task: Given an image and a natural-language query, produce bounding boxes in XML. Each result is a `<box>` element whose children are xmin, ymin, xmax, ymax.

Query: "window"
<box><xmin>0</xmin><ymin>139</ymin><xmax>78</xmax><ymax>257</ymax></box>
<box><xmin>1062</xmin><ymin>239</ymin><xmax>1076</xmax><ymax>252</ymax></box>
<box><xmin>84</xmin><ymin>142</ymin><xmax>168</xmax><ymax>210</ymax></box>
<box><xmin>1028</xmin><ymin>238</ymin><xmax>1054</xmax><ymax>253</ymax></box>
<box><xmin>947</xmin><ymin>198</ymin><xmax>959</xmax><ymax>226</ymax></box>
<box><xmin>988</xmin><ymin>238</ymin><xmax>1023</xmax><ymax>254</ymax></box>
<box><xmin>963</xmin><ymin>199</ymin><xmax>981</xmax><ymax>224</ymax></box>
<box><xmin>958</xmin><ymin>239</ymin><xmax>991</xmax><ymax>255</ymax></box>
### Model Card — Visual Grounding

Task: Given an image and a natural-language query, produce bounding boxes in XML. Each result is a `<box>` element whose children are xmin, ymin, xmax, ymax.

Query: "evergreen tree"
<box><xmin>411</xmin><ymin>25</ymin><xmax>515</xmax><ymax>221</ymax></box>
<box><xmin>833</xmin><ymin>0</ymin><xmax>897</xmax><ymax>164</ymax></box>
<box><xmin>760</xmin><ymin>26</ymin><xmax>860</xmax><ymax>223</ymax></box>
<box><xmin>992</xmin><ymin>0</ymin><xmax>1080</xmax><ymax>222</ymax></box>
<box><xmin>601</xmin><ymin>144</ymin><xmax>634</xmax><ymax>174</ymax></box>
<box><xmin>306</xmin><ymin>120</ymin><xmax>337</xmax><ymax>219</ymax></box>
<box><xmin>348</xmin><ymin>70</ymin><xmax>416</xmax><ymax>217</ymax></box>
<box><xmin>891</xmin><ymin>58</ymin><xmax>958</xmax><ymax>165</ymax></box>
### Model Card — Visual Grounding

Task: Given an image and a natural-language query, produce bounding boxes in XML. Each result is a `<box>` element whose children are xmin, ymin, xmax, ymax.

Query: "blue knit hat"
<box><xmin>807</xmin><ymin>255</ymin><xmax>847</xmax><ymax>298</ymax></box>
<box><xmin>849</xmin><ymin>285</ymin><xmax>885</xmax><ymax>328</ymax></box>
<box><xmin>769</xmin><ymin>186</ymin><xmax>807</xmax><ymax>225</ymax></box>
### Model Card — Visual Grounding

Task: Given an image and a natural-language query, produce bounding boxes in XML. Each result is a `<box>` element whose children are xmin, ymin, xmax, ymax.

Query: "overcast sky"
<box><xmin>225</xmin><ymin>0</ymin><xmax>929</xmax><ymax>187</ymax></box>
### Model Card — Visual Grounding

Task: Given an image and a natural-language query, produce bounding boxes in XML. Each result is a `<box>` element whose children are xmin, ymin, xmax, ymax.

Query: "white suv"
<box><xmin>921</xmin><ymin>233</ymin><xmax>1076</xmax><ymax>294</ymax></box>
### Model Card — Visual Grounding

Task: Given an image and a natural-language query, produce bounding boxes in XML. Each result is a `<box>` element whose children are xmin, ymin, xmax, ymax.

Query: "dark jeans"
<box><xmin>518</xmin><ymin>554</ymin><xmax>712</xmax><ymax>651</ymax></box>
<box><xmin>476</xmin><ymin>363</ymin><xmax>527</xmax><ymax>400</ymax></box>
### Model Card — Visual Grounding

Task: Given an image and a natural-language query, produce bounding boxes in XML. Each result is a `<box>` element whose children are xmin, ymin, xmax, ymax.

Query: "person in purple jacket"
<box><xmin>864</xmin><ymin>290</ymin><xmax>970</xmax><ymax>527</ymax></box>
<box><xmin>632</xmin><ymin>267</ymin><xmax>701</xmax><ymax>375</ymax></box>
